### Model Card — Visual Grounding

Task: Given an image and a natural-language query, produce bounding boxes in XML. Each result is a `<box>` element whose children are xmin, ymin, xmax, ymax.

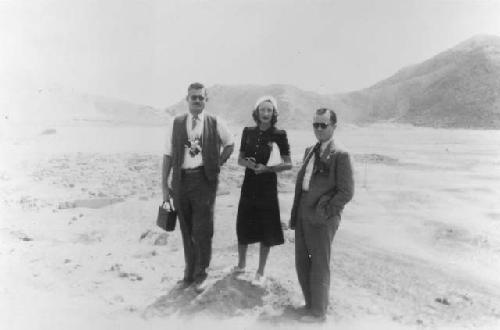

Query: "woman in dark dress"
<box><xmin>233</xmin><ymin>96</ymin><xmax>292</xmax><ymax>286</ymax></box>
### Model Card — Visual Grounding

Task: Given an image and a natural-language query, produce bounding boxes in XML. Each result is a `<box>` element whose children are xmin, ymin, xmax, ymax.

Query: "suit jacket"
<box><xmin>289</xmin><ymin>140</ymin><xmax>354</xmax><ymax>229</ymax></box>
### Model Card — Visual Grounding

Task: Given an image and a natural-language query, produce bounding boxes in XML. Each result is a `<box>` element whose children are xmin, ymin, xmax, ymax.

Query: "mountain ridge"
<box><xmin>165</xmin><ymin>34</ymin><xmax>500</xmax><ymax>129</ymax></box>
<box><xmin>4</xmin><ymin>35</ymin><xmax>499</xmax><ymax>129</ymax></box>
<box><xmin>340</xmin><ymin>34</ymin><xmax>500</xmax><ymax>128</ymax></box>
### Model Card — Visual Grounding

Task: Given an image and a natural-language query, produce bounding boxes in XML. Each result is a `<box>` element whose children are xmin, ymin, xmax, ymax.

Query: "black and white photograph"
<box><xmin>1</xmin><ymin>0</ymin><xmax>500</xmax><ymax>329</ymax></box>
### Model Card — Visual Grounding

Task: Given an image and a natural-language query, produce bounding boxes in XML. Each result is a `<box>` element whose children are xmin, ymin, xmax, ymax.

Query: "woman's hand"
<box><xmin>254</xmin><ymin>163</ymin><xmax>271</xmax><ymax>174</ymax></box>
<box><xmin>245</xmin><ymin>157</ymin><xmax>257</xmax><ymax>170</ymax></box>
<box><xmin>238</xmin><ymin>152</ymin><xmax>257</xmax><ymax>170</ymax></box>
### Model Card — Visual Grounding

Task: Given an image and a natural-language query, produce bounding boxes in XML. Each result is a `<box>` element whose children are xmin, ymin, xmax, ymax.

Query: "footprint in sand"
<box><xmin>108</xmin><ymin>263</ymin><xmax>143</xmax><ymax>281</ymax></box>
<box><xmin>76</xmin><ymin>230</ymin><xmax>103</xmax><ymax>244</ymax></box>
<box><xmin>139</xmin><ymin>230</ymin><xmax>169</xmax><ymax>246</ymax></box>
<box><xmin>118</xmin><ymin>272</ymin><xmax>143</xmax><ymax>281</ymax></box>
<box><xmin>10</xmin><ymin>230</ymin><xmax>34</xmax><ymax>241</ymax></box>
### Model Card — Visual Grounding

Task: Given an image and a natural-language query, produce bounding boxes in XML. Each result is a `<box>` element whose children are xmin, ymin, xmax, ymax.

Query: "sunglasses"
<box><xmin>312</xmin><ymin>123</ymin><xmax>330</xmax><ymax>129</ymax></box>
<box><xmin>190</xmin><ymin>95</ymin><xmax>206</xmax><ymax>101</ymax></box>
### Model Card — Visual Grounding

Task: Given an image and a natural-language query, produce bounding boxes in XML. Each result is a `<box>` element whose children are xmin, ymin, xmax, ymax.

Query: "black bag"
<box><xmin>157</xmin><ymin>200</ymin><xmax>177</xmax><ymax>232</ymax></box>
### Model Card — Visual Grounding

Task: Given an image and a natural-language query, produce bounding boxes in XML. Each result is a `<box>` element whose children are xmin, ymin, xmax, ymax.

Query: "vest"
<box><xmin>171</xmin><ymin>113</ymin><xmax>221</xmax><ymax>196</ymax></box>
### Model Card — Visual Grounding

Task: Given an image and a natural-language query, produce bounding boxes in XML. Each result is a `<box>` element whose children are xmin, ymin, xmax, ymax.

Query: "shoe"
<box><xmin>251</xmin><ymin>273</ymin><xmax>266</xmax><ymax>287</ymax></box>
<box><xmin>193</xmin><ymin>279</ymin><xmax>209</xmax><ymax>293</ymax></box>
<box><xmin>295</xmin><ymin>305</ymin><xmax>311</xmax><ymax>316</ymax></box>
<box><xmin>231</xmin><ymin>266</ymin><xmax>245</xmax><ymax>274</ymax></box>
<box><xmin>299</xmin><ymin>314</ymin><xmax>326</xmax><ymax>323</ymax></box>
<box><xmin>175</xmin><ymin>278</ymin><xmax>193</xmax><ymax>289</ymax></box>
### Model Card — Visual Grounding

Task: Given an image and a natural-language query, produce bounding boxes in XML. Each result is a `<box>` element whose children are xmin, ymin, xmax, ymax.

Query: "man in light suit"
<box><xmin>289</xmin><ymin>108</ymin><xmax>354</xmax><ymax>322</ymax></box>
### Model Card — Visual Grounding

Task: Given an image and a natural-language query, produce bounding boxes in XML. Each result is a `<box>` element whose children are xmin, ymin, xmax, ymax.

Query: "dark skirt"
<box><xmin>236</xmin><ymin>169</ymin><xmax>285</xmax><ymax>247</ymax></box>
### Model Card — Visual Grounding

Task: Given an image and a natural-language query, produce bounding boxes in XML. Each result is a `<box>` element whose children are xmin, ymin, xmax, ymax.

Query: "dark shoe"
<box><xmin>294</xmin><ymin>305</ymin><xmax>311</xmax><ymax>316</ymax></box>
<box><xmin>176</xmin><ymin>278</ymin><xmax>193</xmax><ymax>289</ymax></box>
<box><xmin>193</xmin><ymin>279</ymin><xmax>209</xmax><ymax>293</ymax></box>
<box><xmin>299</xmin><ymin>314</ymin><xmax>326</xmax><ymax>323</ymax></box>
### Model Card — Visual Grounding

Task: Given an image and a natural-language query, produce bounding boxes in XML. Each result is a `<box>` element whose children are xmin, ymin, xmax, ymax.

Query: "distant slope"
<box><xmin>1</xmin><ymin>85</ymin><xmax>168</xmax><ymax>126</ymax></box>
<box><xmin>165</xmin><ymin>84</ymin><xmax>345</xmax><ymax>129</ymax></box>
<box><xmin>339</xmin><ymin>34</ymin><xmax>500</xmax><ymax>128</ymax></box>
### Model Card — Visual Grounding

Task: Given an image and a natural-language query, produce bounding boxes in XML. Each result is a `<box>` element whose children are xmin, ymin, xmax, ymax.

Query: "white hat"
<box><xmin>254</xmin><ymin>95</ymin><xmax>278</xmax><ymax>114</ymax></box>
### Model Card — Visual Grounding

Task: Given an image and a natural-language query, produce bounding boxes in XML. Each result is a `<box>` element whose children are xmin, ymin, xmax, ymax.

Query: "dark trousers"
<box><xmin>178</xmin><ymin>170</ymin><xmax>217</xmax><ymax>283</ymax></box>
<box><xmin>295</xmin><ymin>192</ymin><xmax>340</xmax><ymax>317</ymax></box>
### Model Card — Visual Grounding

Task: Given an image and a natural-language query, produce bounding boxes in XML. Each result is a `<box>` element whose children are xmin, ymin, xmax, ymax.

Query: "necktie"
<box><xmin>302</xmin><ymin>142</ymin><xmax>321</xmax><ymax>191</ymax></box>
<box><xmin>191</xmin><ymin>115</ymin><xmax>198</xmax><ymax>130</ymax></box>
<box><xmin>312</xmin><ymin>142</ymin><xmax>321</xmax><ymax>172</ymax></box>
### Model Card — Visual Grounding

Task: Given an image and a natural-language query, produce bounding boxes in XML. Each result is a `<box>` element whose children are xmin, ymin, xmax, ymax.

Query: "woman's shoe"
<box><xmin>231</xmin><ymin>266</ymin><xmax>246</xmax><ymax>274</ymax></box>
<box><xmin>251</xmin><ymin>273</ymin><xmax>266</xmax><ymax>287</ymax></box>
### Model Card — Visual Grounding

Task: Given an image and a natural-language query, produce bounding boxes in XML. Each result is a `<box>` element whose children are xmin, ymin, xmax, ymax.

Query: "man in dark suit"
<box><xmin>162</xmin><ymin>82</ymin><xmax>234</xmax><ymax>292</ymax></box>
<box><xmin>289</xmin><ymin>107</ymin><xmax>354</xmax><ymax>322</ymax></box>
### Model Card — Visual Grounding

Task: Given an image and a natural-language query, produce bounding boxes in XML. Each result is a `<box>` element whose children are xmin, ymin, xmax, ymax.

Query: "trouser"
<box><xmin>295</xmin><ymin>192</ymin><xmax>340</xmax><ymax>317</ymax></box>
<box><xmin>178</xmin><ymin>169</ymin><xmax>217</xmax><ymax>283</ymax></box>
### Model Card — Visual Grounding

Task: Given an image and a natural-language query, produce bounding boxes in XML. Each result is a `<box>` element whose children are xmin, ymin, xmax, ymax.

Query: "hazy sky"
<box><xmin>1</xmin><ymin>0</ymin><xmax>500</xmax><ymax>107</ymax></box>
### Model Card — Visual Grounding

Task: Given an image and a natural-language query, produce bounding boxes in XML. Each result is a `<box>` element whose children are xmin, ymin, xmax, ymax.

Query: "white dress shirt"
<box><xmin>302</xmin><ymin>137</ymin><xmax>334</xmax><ymax>191</ymax></box>
<box><xmin>164</xmin><ymin>112</ymin><xmax>234</xmax><ymax>169</ymax></box>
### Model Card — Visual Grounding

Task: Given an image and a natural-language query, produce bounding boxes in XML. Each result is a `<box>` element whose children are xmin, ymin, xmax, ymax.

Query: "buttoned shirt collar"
<box><xmin>188</xmin><ymin>111</ymin><xmax>204</xmax><ymax>122</ymax></box>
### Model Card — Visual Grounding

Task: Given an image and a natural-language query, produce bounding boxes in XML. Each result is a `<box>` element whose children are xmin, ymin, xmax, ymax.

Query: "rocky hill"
<box><xmin>339</xmin><ymin>34</ymin><xmax>500</xmax><ymax>128</ymax></box>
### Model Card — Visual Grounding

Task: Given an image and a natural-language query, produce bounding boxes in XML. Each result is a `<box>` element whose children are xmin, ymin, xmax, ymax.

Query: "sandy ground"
<box><xmin>1</xmin><ymin>122</ymin><xmax>500</xmax><ymax>329</ymax></box>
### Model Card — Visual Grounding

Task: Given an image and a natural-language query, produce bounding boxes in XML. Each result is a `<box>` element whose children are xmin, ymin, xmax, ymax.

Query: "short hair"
<box><xmin>315</xmin><ymin>108</ymin><xmax>337</xmax><ymax>125</ymax></box>
<box><xmin>252</xmin><ymin>100</ymin><xmax>278</xmax><ymax>127</ymax></box>
<box><xmin>187</xmin><ymin>82</ymin><xmax>205</xmax><ymax>92</ymax></box>
<box><xmin>187</xmin><ymin>82</ymin><xmax>208</xmax><ymax>100</ymax></box>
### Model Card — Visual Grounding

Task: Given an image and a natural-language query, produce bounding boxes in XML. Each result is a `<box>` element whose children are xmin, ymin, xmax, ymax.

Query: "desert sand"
<box><xmin>1</xmin><ymin>122</ymin><xmax>500</xmax><ymax>329</ymax></box>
